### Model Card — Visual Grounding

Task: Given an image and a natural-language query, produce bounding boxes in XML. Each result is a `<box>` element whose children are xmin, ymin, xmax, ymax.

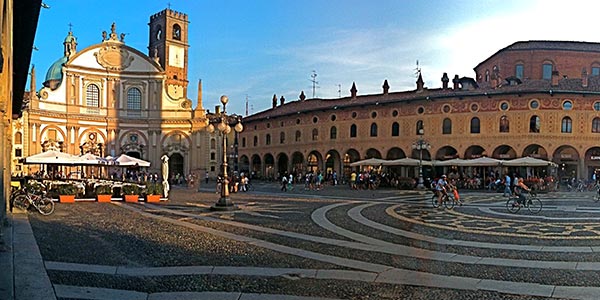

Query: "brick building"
<box><xmin>238</xmin><ymin>41</ymin><xmax>600</xmax><ymax>182</ymax></box>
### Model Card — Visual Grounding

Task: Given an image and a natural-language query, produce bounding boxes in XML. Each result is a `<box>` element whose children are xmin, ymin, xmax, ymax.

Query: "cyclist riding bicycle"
<box><xmin>513</xmin><ymin>177</ymin><xmax>531</xmax><ymax>206</ymax></box>
<box><xmin>435</xmin><ymin>175</ymin><xmax>449</xmax><ymax>208</ymax></box>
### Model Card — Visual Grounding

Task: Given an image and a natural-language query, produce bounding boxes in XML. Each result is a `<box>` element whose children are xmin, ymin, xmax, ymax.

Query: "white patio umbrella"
<box><xmin>462</xmin><ymin>157</ymin><xmax>503</xmax><ymax>166</ymax></box>
<box><xmin>384</xmin><ymin>157</ymin><xmax>434</xmax><ymax>166</ymax></box>
<box><xmin>113</xmin><ymin>154</ymin><xmax>151</xmax><ymax>167</ymax></box>
<box><xmin>23</xmin><ymin>150</ymin><xmax>85</xmax><ymax>165</ymax></box>
<box><xmin>502</xmin><ymin>157</ymin><xmax>557</xmax><ymax>167</ymax></box>
<box><xmin>434</xmin><ymin>158</ymin><xmax>466</xmax><ymax>166</ymax></box>
<box><xmin>349</xmin><ymin>158</ymin><xmax>387</xmax><ymax>167</ymax></box>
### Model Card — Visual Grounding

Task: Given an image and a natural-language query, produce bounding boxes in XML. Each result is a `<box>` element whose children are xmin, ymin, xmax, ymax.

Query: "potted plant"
<box><xmin>55</xmin><ymin>183</ymin><xmax>77</xmax><ymax>203</ymax></box>
<box><xmin>95</xmin><ymin>184</ymin><xmax>113</xmax><ymax>203</ymax></box>
<box><xmin>145</xmin><ymin>182</ymin><xmax>163</xmax><ymax>203</ymax></box>
<box><xmin>122</xmin><ymin>183</ymin><xmax>141</xmax><ymax>203</ymax></box>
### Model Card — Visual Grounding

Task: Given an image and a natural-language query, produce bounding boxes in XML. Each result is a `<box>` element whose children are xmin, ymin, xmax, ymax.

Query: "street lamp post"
<box><xmin>207</xmin><ymin>95</ymin><xmax>244</xmax><ymax>211</ymax></box>
<box><xmin>412</xmin><ymin>129</ymin><xmax>430</xmax><ymax>189</ymax></box>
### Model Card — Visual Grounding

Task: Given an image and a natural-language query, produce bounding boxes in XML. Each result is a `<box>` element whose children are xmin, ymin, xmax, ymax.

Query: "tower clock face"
<box><xmin>167</xmin><ymin>84</ymin><xmax>183</xmax><ymax>99</ymax></box>
<box><xmin>168</xmin><ymin>45</ymin><xmax>185</xmax><ymax>68</ymax></box>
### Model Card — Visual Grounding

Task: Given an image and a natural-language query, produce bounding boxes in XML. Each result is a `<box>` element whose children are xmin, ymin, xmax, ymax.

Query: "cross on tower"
<box><xmin>167</xmin><ymin>2</ymin><xmax>171</xmax><ymax>9</ymax></box>
<box><xmin>68</xmin><ymin>22</ymin><xmax>73</xmax><ymax>32</ymax></box>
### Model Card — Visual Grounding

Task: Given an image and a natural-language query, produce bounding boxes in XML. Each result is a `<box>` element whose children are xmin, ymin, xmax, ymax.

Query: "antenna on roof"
<box><xmin>414</xmin><ymin>60</ymin><xmax>421</xmax><ymax>79</ymax></box>
<box><xmin>309</xmin><ymin>70</ymin><xmax>319</xmax><ymax>98</ymax></box>
<box><xmin>245</xmin><ymin>94</ymin><xmax>250</xmax><ymax>116</ymax></box>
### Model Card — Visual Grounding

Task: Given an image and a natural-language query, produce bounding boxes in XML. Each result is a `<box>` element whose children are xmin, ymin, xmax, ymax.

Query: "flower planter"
<box><xmin>124</xmin><ymin>195</ymin><xmax>139</xmax><ymax>203</ymax></box>
<box><xmin>59</xmin><ymin>195</ymin><xmax>75</xmax><ymax>203</ymax></box>
<box><xmin>97</xmin><ymin>194</ymin><xmax>112</xmax><ymax>203</ymax></box>
<box><xmin>146</xmin><ymin>195</ymin><xmax>161</xmax><ymax>203</ymax></box>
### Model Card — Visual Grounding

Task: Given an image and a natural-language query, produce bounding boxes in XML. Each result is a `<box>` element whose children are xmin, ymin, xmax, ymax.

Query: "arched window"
<box><xmin>330</xmin><ymin>126</ymin><xmax>337</xmax><ymax>139</ymax></box>
<box><xmin>253</xmin><ymin>136</ymin><xmax>258</xmax><ymax>147</ymax></box>
<box><xmin>530</xmin><ymin>116</ymin><xmax>541</xmax><ymax>133</ymax></box>
<box><xmin>14</xmin><ymin>132</ymin><xmax>22</xmax><ymax>144</ymax></box>
<box><xmin>416</xmin><ymin>120</ymin><xmax>424</xmax><ymax>135</ymax></box>
<box><xmin>172</xmin><ymin>24</ymin><xmax>181</xmax><ymax>40</ymax></box>
<box><xmin>350</xmin><ymin>124</ymin><xmax>357</xmax><ymax>138</ymax></box>
<box><xmin>127</xmin><ymin>87</ymin><xmax>142</xmax><ymax>116</ymax></box>
<box><xmin>515</xmin><ymin>64</ymin><xmax>524</xmax><ymax>79</ymax></box>
<box><xmin>470</xmin><ymin>117</ymin><xmax>480</xmax><ymax>133</ymax></box>
<box><xmin>499</xmin><ymin>115</ymin><xmax>509</xmax><ymax>132</ymax></box>
<box><xmin>561</xmin><ymin>117</ymin><xmax>572</xmax><ymax>133</ymax></box>
<box><xmin>266</xmin><ymin>134</ymin><xmax>271</xmax><ymax>145</ymax></box>
<box><xmin>543</xmin><ymin>62</ymin><xmax>553</xmax><ymax>80</ymax></box>
<box><xmin>370</xmin><ymin>123</ymin><xmax>378</xmax><ymax>137</ymax></box>
<box><xmin>210</xmin><ymin>138</ymin><xmax>216</xmax><ymax>149</ymax></box>
<box><xmin>593</xmin><ymin>118</ymin><xmax>600</xmax><ymax>133</ymax></box>
<box><xmin>155</xmin><ymin>25</ymin><xmax>162</xmax><ymax>40</ymax></box>
<box><xmin>312</xmin><ymin>128</ymin><xmax>319</xmax><ymax>141</ymax></box>
<box><xmin>295</xmin><ymin>130</ymin><xmax>301</xmax><ymax>142</ymax></box>
<box><xmin>442</xmin><ymin>118</ymin><xmax>452</xmax><ymax>134</ymax></box>
<box><xmin>391</xmin><ymin>122</ymin><xmax>400</xmax><ymax>136</ymax></box>
<box><xmin>280</xmin><ymin>132</ymin><xmax>285</xmax><ymax>144</ymax></box>
<box><xmin>86</xmin><ymin>84</ymin><xmax>100</xmax><ymax>107</ymax></box>
<box><xmin>485</xmin><ymin>70</ymin><xmax>490</xmax><ymax>82</ymax></box>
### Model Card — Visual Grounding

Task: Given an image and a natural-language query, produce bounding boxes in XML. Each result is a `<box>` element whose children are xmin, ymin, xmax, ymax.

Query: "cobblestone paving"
<box><xmin>26</xmin><ymin>184</ymin><xmax>600</xmax><ymax>299</ymax></box>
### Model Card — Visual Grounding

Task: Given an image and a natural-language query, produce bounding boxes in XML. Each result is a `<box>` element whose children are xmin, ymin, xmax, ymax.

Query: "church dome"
<box><xmin>43</xmin><ymin>56</ymin><xmax>67</xmax><ymax>89</ymax></box>
<box><xmin>64</xmin><ymin>31</ymin><xmax>77</xmax><ymax>44</ymax></box>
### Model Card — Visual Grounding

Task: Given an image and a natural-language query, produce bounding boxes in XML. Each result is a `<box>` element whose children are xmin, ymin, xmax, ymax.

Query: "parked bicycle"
<box><xmin>506</xmin><ymin>191</ymin><xmax>542</xmax><ymax>214</ymax></box>
<box><xmin>11</xmin><ymin>184</ymin><xmax>55</xmax><ymax>216</ymax></box>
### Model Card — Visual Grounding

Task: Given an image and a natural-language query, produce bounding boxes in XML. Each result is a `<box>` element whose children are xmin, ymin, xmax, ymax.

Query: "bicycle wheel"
<box><xmin>443</xmin><ymin>194</ymin><xmax>455</xmax><ymax>209</ymax></box>
<box><xmin>35</xmin><ymin>197</ymin><xmax>55</xmax><ymax>216</ymax></box>
<box><xmin>431</xmin><ymin>194</ymin><xmax>440</xmax><ymax>208</ymax></box>
<box><xmin>12</xmin><ymin>195</ymin><xmax>30</xmax><ymax>210</ymax></box>
<box><xmin>506</xmin><ymin>198</ymin><xmax>521</xmax><ymax>213</ymax></box>
<box><xmin>527</xmin><ymin>197</ymin><xmax>542</xmax><ymax>214</ymax></box>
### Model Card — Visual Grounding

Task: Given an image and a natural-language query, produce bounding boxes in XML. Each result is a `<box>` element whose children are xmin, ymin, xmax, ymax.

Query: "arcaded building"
<box><xmin>238</xmin><ymin>41</ymin><xmax>600</xmax><ymax>181</ymax></box>
<box><xmin>13</xmin><ymin>8</ymin><xmax>228</xmax><ymax>178</ymax></box>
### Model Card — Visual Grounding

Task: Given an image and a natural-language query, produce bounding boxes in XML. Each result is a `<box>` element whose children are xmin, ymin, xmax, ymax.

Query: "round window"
<box><xmin>594</xmin><ymin>102</ymin><xmax>600</xmax><ymax>111</ymax></box>
<box><xmin>563</xmin><ymin>100</ymin><xmax>573</xmax><ymax>110</ymax></box>
<box><xmin>442</xmin><ymin>104</ymin><xmax>451</xmax><ymax>113</ymax></box>
<box><xmin>330</xmin><ymin>114</ymin><xmax>336</xmax><ymax>121</ymax></box>
<box><xmin>500</xmin><ymin>102</ymin><xmax>509</xmax><ymax>111</ymax></box>
<box><xmin>267</xmin><ymin>123</ymin><xmax>271</xmax><ymax>128</ymax></box>
<box><xmin>296</xmin><ymin>118</ymin><xmax>301</xmax><ymax>124</ymax></box>
<box><xmin>352</xmin><ymin>112</ymin><xmax>357</xmax><ymax>118</ymax></box>
<box><xmin>392</xmin><ymin>110</ymin><xmax>398</xmax><ymax>117</ymax></box>
<box><xmin>313</xmin><ymin>117</ymin><xmax>318</xmax><ymax>123</ymax></box>
<box><xmin>417</xmin><ymin>107</ymin><xmax>424</xmax><ymax>114</ymax></box>
<box><xmin>470</xmin><ymin>103</ymin><xmax>479</xmax><ymax>112</ymax></box>
<box><xmin>371</xmin><ymin>111</ymin><xmax>377</xmax><ymax>118</ymax></box>
<box><xmin>530</xmin><ymin>100</ymin><xmax>539</xmax><ymax>109</ymax></box>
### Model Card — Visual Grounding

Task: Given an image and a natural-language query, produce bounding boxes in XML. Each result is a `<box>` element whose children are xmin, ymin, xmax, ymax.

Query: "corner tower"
<box><xmin>148</xmin><ymin>8</ymin><xmax>190</xmax><ymax>100</ymax></box>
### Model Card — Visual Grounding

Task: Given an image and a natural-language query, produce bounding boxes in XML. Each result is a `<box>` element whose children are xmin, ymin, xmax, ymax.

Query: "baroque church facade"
<box><xmin>13</xmin><ymin>8</ymin><xmax>223</xmax><ymax>178</ymax></box>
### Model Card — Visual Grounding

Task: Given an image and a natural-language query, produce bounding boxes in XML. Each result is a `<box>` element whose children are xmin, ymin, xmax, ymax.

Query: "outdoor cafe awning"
<box><xmin>22</xmin><ymin>150</ymin><xmax>85</xmax><ymax>165</ymax></box>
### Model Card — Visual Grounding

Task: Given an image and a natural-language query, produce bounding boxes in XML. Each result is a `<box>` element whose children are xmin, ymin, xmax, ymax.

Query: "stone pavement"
<box><xmin>6</xmin><ymin>183</ymin><xmax>600</xmax><ymax>299</ymax></box>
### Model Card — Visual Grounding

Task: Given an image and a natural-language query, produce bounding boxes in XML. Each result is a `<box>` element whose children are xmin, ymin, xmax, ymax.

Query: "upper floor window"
<box><xmin>295</xmin><ymin>130</ymin><xmax>301</xmax><ymax>142</ymax></box>
<box><xmin>530</xmin><ymin>116</ymin><xmax>540</xmax><ymax>133</ymax></box>
<box><xmin>499</xmin><ymin>115</ymin><xmax>509</xmax><ymax>133</ymax></box>
<box><xmin>312</xmin><ymin>128</ymin><xmax>319</xmax><ymax>141</ymax></box>
<box><xmin>391</xmin><ymin>122</ymin><xmax>400</xmax><ymax>136</ymax></box>
<box><xmin>561</xmin><ymin>117</ymin><xmax>572</xmax><ymax>133</ymax></box>
<box><xmin>172</xmin><ymin>24</ymin><xmax>181</xmax><ymax>40</ymax></box>
<box><xmin>515</xmin><ymin>64</ymin><xmax>524</xmax><ymax>79</ymax></box>
<box><xmin>242</xmin><ymin>137</ymin><xmax>246</xmax><ymax>148</ymax></box>
<box><xmin>265</xmin><ymin>134</ymin><xmax>271</xmax><ymax>145</ymax></box>
<box><xmin>330</xmin><ymin>126</ymin><xmax>337</xmax><ymax>140</ymax></box>
<box><xmin>416</xmin><ymin>120</ymin><xmax>424</xmax><ymax>135</ymax></box>
<box><xmin>14</xmin><ymin>132</ymin><xmax>22</xmax><ymax>144</ymax></box>
<box><xmin>127</xmin><ymin>87</ymin><xmax>142</xmax><ymax>116</ymax></box>
<box><xmin>86</xmin><ymin>84</ymin><xmax>100</xmax><ymax>107</ymax></box>
<box><xmin>253</xmin><ymin>136</ymin><xmax>258</xmax><ymax>147</ymax></box>
<box><xmin>542</xmin><ymin>63</ymin><xmax>553</xmax><ymax>80</ymax></box>
<box><xmin>370</xmin><ymin>123</ymin><xmax>378</xmax><ymax>137</ymax></box>
<box><xmin>593</xmin><ymin>66</ymin><xmax>600</xmax><ymax>76</ymax></box>
<box><xmin>593</xmin><ymin>117</ymin><xmax>600</xmax><ymax>133</ymax></box>
<box><xmin>280</xmin><ymin>132</ymin><xmax>285</xmax><ymax>144</ymax></box>
<box><xmin>442</xmin><ymin>118</ymin><xmax>452</xmax><ymax>134</ymax></box>
<box><xmin>210</xmin><ymin>138</ymin><xmax>216</xmax><ymax>149</ymax></box>
<box><xmin>350</xmin><ymin>124</ymin><xmax>357</xmax><ymax>138</ymax></box>
<box><xmin>485</xmin><ymin>70</ymin><xmax>490</xmax><ymax>82</ymax></box>
<box><xmin>470</xmin><ymin>117</ymin><xmax>480</xmax><ymax>134</ymax></box>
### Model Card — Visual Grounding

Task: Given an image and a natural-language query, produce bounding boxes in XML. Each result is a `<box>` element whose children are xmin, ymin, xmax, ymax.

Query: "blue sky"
<box><xmin>31</xmin><ymin>0</ymin><xmax>600</xmax><ymax>116</ymax></box>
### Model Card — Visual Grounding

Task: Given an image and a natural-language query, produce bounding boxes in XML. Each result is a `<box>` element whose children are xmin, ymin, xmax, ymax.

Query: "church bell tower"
<box><xmin>148</xmin><ymin>8</ymin><xmax>190</xmax><ymax>100</ymax></box>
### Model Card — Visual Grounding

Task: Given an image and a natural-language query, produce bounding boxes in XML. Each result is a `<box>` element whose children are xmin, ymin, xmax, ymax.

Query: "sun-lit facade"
<box><xmin>12</xmin><ymin>8</ymin><xmax>228</xmax><ymax>179</ymax></box>
<box><xmin>239</xmin><ymin>41</ymin><xmax>600</xmax><ymax>182</ymax></box>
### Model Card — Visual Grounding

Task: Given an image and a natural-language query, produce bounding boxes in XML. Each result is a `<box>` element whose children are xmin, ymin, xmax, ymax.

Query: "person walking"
<box><xmin>503</xmin><ymin>173</ymin><xmax>512</xmax><ymax>197</ymax></box>
<box><xmin>281</xmin><ymin>174</ymin><xmax>288</xmax><ymax>192</ymax></box>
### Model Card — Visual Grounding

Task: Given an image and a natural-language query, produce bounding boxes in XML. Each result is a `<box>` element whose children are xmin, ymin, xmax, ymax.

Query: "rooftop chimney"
<box><xmin>272</xmin><ymin>94</ymin><xmax>277</xmax><ymax>108</ymax></box>
<box><xmin>452</xmin><ymin>75</ymin><xmax>459</xmax><ymax>89</ymax></box>
<box><xmin>441</xmin><ymin>73</ymin><xmax>449</xmax><ymax>89</ymax></box>
<box><xmin>382</xmin><ymin>79</ymin><xmax>389</xmax><ymax>95</ymax></box>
